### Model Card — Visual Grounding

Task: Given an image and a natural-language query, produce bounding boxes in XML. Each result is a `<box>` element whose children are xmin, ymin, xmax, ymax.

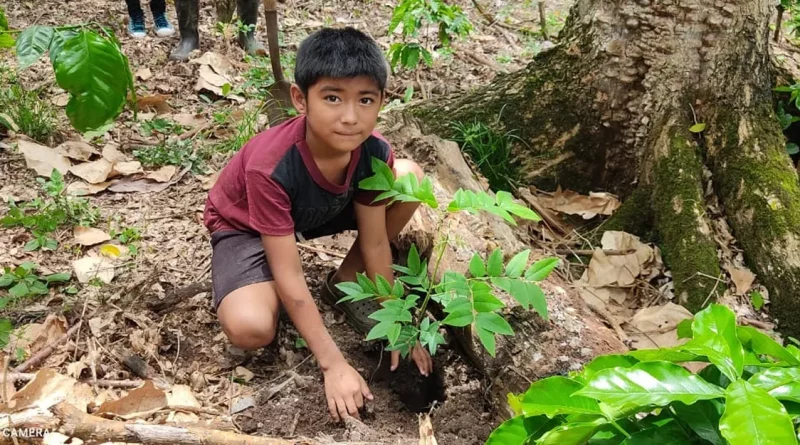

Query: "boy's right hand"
<box><xmin>323</xmin><ymin>359</ymin><xmax>373</xmax><ymax>421</ymax></box>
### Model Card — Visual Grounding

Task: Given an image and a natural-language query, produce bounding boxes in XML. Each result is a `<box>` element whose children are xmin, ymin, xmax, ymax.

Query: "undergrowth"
<box><xmin>0</xmin><ymin>64</ymin><xmax>56</xmax><ymax>144</ymax></box>
<box><xmin>450</xmin><ymin>119</ymin><xmax>525</xmax><ymax>191</ymax></box>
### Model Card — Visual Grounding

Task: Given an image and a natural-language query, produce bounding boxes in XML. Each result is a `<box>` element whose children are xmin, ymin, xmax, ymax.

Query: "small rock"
<box><xmin>541</xmin><ymin>40</ymin><xmax>557</xmax><ymax>51</ymax></box>
<box><xmin>580</xmin><ymin>347</ymin><xmax>593</xmax><ymax>357</ymax></box>
<box><xmin>230</xmin><ymin>396</ymin><xmax>255</xmax><ymax>414</ymax></box>
<box><xmin>558</xmin><ymin>355</ymin><xmax>570</xmax><ymax>362</ymax></box>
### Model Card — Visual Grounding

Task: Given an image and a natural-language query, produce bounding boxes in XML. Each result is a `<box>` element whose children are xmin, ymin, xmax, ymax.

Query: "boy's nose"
<box><xmin>340</xmin><ymin>103</ymin><xmax>358</xmax><ymax>125</ymax></box>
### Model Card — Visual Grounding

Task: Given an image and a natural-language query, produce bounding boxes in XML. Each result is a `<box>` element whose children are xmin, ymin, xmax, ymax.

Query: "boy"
<box><xmin>203</xmin><ymin>27</ymin><xmax>433</xmax><ymax>422</ymax></box>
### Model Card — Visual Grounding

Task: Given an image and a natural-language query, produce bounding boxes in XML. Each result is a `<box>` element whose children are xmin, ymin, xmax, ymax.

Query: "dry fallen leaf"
<box><xmin>17</xmin><ymin>139</ymin><xmax>72</xmax><ymax>176</ymax></box>
<box><xmin>419</xmin><ymin>414</ymin><xmax>438</xmax><ymax>445</ymax></box>
<box><xmin>166</xmin><ymin>384</ymin><xmax>201</xmax><ymax>408</ymax></box>
<box><xmin>190</xmin><ymin>51</ymin><xmax>235</xmax><ymax>76</ymax></box>
<box><xmin>69</xmin><ymin>158</ymin><xmax>114</xmax><ymax>184</ymax></box>
<box><xmin>66</xmin><ymin>181</ymin><xmax>111</xmax><ymax>196</ymax></box>
<box><xmin>72</xmin><ymin>256</ymin><xmax>115</xmax><ymax>284</ymax></box>
<box><xmin>51</xmin><ymin>93</ymin><xmax>70</xmax><ymax>107</ymax></box>
<box><xmin>12</xmin><ymin>315</ymin><xmax>69</xmax><ymax>360</ymax></box>
<box><xmin>95</xmin><ymin>380</ymin><xmax>167</xmax><ymax>419</ymax></box>
<box><xmin>145</xmin><ymin>165</ymin><xmax>177</xmax><ymax>183</ymax></box>
<box><xmin>725</xmin><ymin>264</ymin><xmax>756</xmax><ymax>295</ymax></box>
<box><xmin>54</xmin><ymin>141</ymin><xmax>99</xmax><ymax>161</ymax></box>
<box><xmin>171</xmin><ymin>113</ymin><xmax>206</xmax><ymax>128</ymax></box>
<box><xmin>135</xmin><ymin>67</ymin><xmax>153</xmax><ymax>81</ymax></box>
<box><xmin>234</xmin><ymin>366</ymin><xmax>255</xmax><ymax>382</ymax></box>
<box><xmin>108</xmin><ymin>177</ymin><xmax>173</xmax><ymax>193</ymax></box>
<box><xmin>99</xmin><ymin>244</ymin><xmax>122</xmax><ymax>258</ymax></box>
<box><xmin>627</xmin><ymin>303</ymin><xmax>693</xmax><ymax>349</ymax></box>
<box><xmin>110</xmin><ymin>161</ymin><xmax>144</xmax><ymax>177</ymax></box>
<box><xmin>73</xmin><ymin>226</ymin><xmax>112</xmax><ymax>246</ymax></box>
<box><xmin>136</xmin><ymin>94</ymin><xmax>171</xmax><ymax>114</ymax></box>
<box><xmin>102</xmin><ymin>143</ymin><xmax>129</xmax><ymax>163</ymax></box>
<box><xmin>539</xmin><ymin>186</ymin><xmax>621</xmax><ymax>219</ymax></box>
<box><xmin>4</xmin><ymin>368</ymin><xmax>78</xmax><ymax>413</ymax></box>
<box><xmin>199</xmin><ymin>170</ymin><xmax>220</xmax><ymax>190</ymax></box>
<box><xmin>67</xmin><ymin>358</ymin><xmax>89</xmax><ymax>380</ymax></box>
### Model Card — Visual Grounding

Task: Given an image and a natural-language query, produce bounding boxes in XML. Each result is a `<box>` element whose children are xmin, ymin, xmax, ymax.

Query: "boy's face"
<box><xmin>291</xmin><ymin>76</ymin><xmax>383</xmax><ymax>153</ymax></box>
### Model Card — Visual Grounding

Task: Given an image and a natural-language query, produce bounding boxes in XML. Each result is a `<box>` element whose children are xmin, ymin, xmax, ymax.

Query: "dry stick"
<box><xmin>555</xmin><ymin>248</ymin><xmax>635</xmax><ymax>256</ymax></box>
<box><xmin>296</xmin><ymin>242</ymin><xmax>346</xmax><ymax>259</ymax></box>
<box><xmin>538</xmin><ymin>1</ymin><xmax>548</xmax><ymax>39</ymax></box>
<box><xmin>741</xmin><ymin>317</ymin><xmax>775</xmax><ymax>330</ymax></box>
<box><xmin>0</xmin><ymin>372</ymin><xmax>148</xmax><ymax>389</ymax></box>
<box><xmin>701</xmin><ymin>272</ymin><xmax>724</xmax><ymax>308</ymax></box>
<box><xmin>13</xmin><ymin>322</ymin><xmax>82</xmax><ymax>373</ymax></box>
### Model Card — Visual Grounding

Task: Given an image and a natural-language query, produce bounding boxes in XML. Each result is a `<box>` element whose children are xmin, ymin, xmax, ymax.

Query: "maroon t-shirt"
<box><xmin>203</xmin><ymin>115</ymin><xmax>395</xmax><ymax>236</ymax></box>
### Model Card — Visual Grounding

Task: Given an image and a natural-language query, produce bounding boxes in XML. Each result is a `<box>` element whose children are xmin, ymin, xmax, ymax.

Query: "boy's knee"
<box><xmin>393</xmin><ymin>159</ymin><xmax>424</xmax><ymax>182</ymax></box>
<box><xmin>226</xmin><ymin>320</ymin><xmax>277</xmax><ymax>350</ymax></box>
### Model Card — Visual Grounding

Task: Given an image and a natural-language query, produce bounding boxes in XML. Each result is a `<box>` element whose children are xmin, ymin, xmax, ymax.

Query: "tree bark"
<box><xmin>408</xmin><ymin>0</ymin><xmax>800</xmax><ymax>333</ymax></box>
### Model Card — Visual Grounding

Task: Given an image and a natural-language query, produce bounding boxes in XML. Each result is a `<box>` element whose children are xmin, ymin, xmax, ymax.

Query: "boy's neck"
<box><xmin>305</xmin><ymin>126</ymin><xmax>351</xmax><ymax>162</ymax></box>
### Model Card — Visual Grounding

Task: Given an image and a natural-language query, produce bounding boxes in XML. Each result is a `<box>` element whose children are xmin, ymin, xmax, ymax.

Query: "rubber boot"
<box><xmin>237</xmin><ymin>0</ymin><xmax>266</xmax><ymax>56</ymax></box>
<box><xmin>170</xmin><ymin>0</ymin><xmax>200</xmax><ymax>61</ymax></box>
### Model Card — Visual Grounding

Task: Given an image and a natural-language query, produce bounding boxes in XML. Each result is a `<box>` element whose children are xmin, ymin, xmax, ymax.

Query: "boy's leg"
<box><xmin>211</xmin><ymin>231</ymin><xmax>280</xmax><ymax>350</ymax></box>
<box><xmin>217</xmin><ymin>282</ymin><xmax>280</xmax><ymax>350</ymax></box>
<box><xmin>333</xmin><ymin>159</ymin><xmax>425</xmax><ymax>284</ymax></box>
<box><xmin>149</xmin><ymin>0</ymin><xmax>175</xmax><ymax>36</ymax></box>
<box><xmin>125</xmin><ymin>0</ymin><xmax>147</xmax><ymax>38</ymax></box>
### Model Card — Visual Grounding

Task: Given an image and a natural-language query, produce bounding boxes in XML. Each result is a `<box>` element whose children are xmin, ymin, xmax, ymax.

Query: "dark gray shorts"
<box><xmin>210</xmin><ymin>203</ymin><xmax>357</xmax><ymax>310</ymax></box>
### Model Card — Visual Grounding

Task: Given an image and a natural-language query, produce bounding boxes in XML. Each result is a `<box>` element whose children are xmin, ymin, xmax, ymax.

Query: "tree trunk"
<box><xmin>409</xmin><ymin>0</ymin><xmax>800</xmax><ymax>334</ymax></box>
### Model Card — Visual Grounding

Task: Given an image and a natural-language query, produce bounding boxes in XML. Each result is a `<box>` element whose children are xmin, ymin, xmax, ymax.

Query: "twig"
<box><xmin>471</xmin><ymin>0</ymin><xmax>520</xmax><ymax>31</ymax></box>
<box><xmin>0</xmin><ymin>372</ymin><xmax>148</xmax><ymax>389</ymax></box>
<box><xmin>296</xmin><ymin>242</ymin><xmax>346</xmax><ymax>259</ymax></box>
<box><xmin>13</xmin><ymin>322</ymin><xmax>82</xmax><ymax>373</ymax></box>
<box><xmin>740</xmin><ymin>317</ymin><xmax>775</xmax><ymax>330</ymax></box>
<box><xmin>288</xmin><ymin>411</ymin><xmax>300</xmax><ymax>437</ymax></box>
<box><xmin>538</xmin><ymin>1</ymin><xmax>548</xmax><ymax>39</ymax></box>
<box><xmin>167</xmin><ymin>404</ymin><xmax>225</xmax><ymax>417</ymax></box>
<box><xmin>701</xmin><ymin>272</ymin><xmax>724</xmax><ymax>308</ymax></box>
<box><xmin>178</xmin><ymin>123</ymin><xmax>211</xmax><ymax>141</ymax></box>
<box><xmin>555</xmin><ymin>248</ymin><xmax>635</xmax><ymax>256</ymax></box>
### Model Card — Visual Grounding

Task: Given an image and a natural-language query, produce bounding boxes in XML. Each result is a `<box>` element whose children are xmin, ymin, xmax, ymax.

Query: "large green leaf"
<box><xmin>53</xmin><ymin>30</ymin><xmax>130</xmax><ymax>132</ymax></box>
<box><xmin>749</xmin><ymin>368</ymin><xmax>800</xmax><ymax>403</ymax></box>
<box><xmin>574</xmin><ymin>361</ymin><xmax>724</xmax><ymax>412</ymax></box>
<box><xmin>719</xmin><ymin>379</ymin><xmax>797</xmax><ymax>445</ymax></box>
<box><xmin>626</xmin><ymin>348</ymin><xmax>701</xmax><ymax>363</ymax></box>
<box><xmin>16</xmin><ymin>26</ymin><xmax>54</xmax><ymax>70</ymax></box>
<box><xmin>48</xmin><ymin>28</ymin><xmax>79</xmax><ymax>63</ymax></box>
<box><xmin>582</xmin><ymin>355</ymin><xmax>638</xmax><ymax>378</ymax></box>
<box><xmin>535</xmin><ymin>418</ymin><xmax>607</xmax><ymax>445</ymax></box>
<box><xmin>737</xmin><ymin>326</ymin><xmax>800</xmax><ymax>366</ymax></box>
<box><xmin>486</xmin><ymin>415</ymin><xmax>559</xmax><ymax>445</ymax></box>
<box><xmin>620</xmin><ymin>420</ymin><xmax>690</xmax><ymax>445</ymax></box>
<box><xmin>671</xmin><ymin>400</ymin><xmax>724</xmax><ymax>445</ymax></box>
<box><xmin>517</xmin><ymin>376</ymin><xmax>603</xmax><ymax>418</ymax></box>
<box><xmin>683</xmin><ymin>304</ymin><xmax>743</xmax><ymax>381</ymax></box>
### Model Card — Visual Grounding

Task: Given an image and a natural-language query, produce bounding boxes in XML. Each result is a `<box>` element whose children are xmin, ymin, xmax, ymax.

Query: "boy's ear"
<box><xmin>290</xmin><ymin>84</ymin><xmax>307</xmax><ymax>115</ymax></box>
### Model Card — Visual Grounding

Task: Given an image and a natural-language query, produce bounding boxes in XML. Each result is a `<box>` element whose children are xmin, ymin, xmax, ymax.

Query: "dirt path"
<box><xmin>0</xmin><ymin>0</ymin><xmax>577</xmax><ymax>442</ymax></box>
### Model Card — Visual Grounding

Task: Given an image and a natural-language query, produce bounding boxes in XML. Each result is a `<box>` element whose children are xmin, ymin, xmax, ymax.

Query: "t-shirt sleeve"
<box><xmin>246</xmin><ymin>170</ymin><xmax>295</xmax><ymax>236</ymax></box>
<box><xmin>354</xmin><ymin>136</ymin><xmax>396</xmax><ymax>207</ymax></box>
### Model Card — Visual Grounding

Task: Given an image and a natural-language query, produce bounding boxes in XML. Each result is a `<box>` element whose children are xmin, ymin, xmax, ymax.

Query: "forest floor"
<box><xmin>0</xmin><ymin>0</ymin><xmax>791</xmax><ymax>443</ymax></box>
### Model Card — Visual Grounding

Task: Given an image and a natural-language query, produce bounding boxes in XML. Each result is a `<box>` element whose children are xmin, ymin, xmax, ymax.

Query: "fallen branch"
<box><xmin>517</xmin><ymin>188</ymin><xmax>568</xmax><ymax>235</ymax></box>
<box><xmin>54</xmin><ymin>401</ymin><xmax>296</xmax><ymax>445</ymax></box>
<box><xmin>13</xmin><ymin>322</ymin><xmax>82</xmax><ymax>373</ymax></box>
<box><xmin>147</xmin><ymin>280</ymin><xmax>213</xmax><ymax>313</ymax></box>
<box><xmin>555</xmin><ymin>249</ymin><xmax>636</xmax><ymax>256</ymax></box>
<box><xmin>1</xmin><ymin>372</ymin><xmax>147</xmax><ymax>389</ymax></box>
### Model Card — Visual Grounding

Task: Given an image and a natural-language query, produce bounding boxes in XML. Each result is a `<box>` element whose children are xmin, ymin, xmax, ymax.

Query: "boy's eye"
<box><xmin>324</xmin><ymin>95</ymin><xmax>341</xmax><ymax>103</ymax></box>
<box><xmin>360</xmin><ymin>98</ymin><xmax>375</xmax><ymax>105</ymax></box>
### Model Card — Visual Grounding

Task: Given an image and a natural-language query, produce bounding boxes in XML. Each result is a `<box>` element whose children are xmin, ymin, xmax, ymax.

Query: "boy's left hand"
<box><xmin>391</xmin><ymin>342</ymin><xmax>433</xmax><ymax>376</ymax></box>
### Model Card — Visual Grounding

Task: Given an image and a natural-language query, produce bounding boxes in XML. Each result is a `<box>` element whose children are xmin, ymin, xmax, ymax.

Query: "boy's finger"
<box><xmin>345</xmin><ymin>397</ymin><xmax>361</xmax><ymax>420</ymax></box>
<box><xmin>360</xmin><ymin>377</ymin><xmax>374</xmax><ymax>400</ymax></box>
<box><xmin>336</xmin><ymin>398</ymin><xmax>349</xmax><ymax>422</ymax></box>
<box><xmin>390</xmin><ymin>350</ymin><xmax>400</xmax><ymax>371</ymax></box>
<box><xmin>328</xmin><ymin>397</ymin><xmax>339</xmax><ymax>422</ymax></box>
<box><xmin>354</xmin><ymin>389</ymin><xmax>364</xmax><ymax>409</ymax></box>
<box><xmin>413</xmin><ymin>348</ymin><xmax>427</xmax><ymax>376</ymax></box>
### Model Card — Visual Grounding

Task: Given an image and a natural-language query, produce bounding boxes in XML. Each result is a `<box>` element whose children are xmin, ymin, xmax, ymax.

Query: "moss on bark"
<box><xmin>708</xmin><ymin>104</ymin><xmax>800</xmax><ymax>337</ymax></box>
<box><xmin>653</xmin><ymin>121</ymin><xmax>722</xmax><ymax>312</ymax></box>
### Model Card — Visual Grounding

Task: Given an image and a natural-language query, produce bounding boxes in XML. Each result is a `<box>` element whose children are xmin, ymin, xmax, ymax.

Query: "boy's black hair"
<box><xmin>294</xmin><ymin>27</ymin><xmax>389</xmax><ymax>94</ymax></box>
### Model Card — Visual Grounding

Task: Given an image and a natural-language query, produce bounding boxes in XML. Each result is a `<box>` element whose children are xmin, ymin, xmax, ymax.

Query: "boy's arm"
<box><xmin>261</xmin><ymin>234</ymin><xmax>373</xmax><ymax>421</ymax></box>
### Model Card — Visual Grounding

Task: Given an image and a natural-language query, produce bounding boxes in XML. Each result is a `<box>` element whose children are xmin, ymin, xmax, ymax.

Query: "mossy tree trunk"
<box><xmin>409</xmin><ymin>0</ymin><xmax>800</xmax><ymax>334</ymax></box>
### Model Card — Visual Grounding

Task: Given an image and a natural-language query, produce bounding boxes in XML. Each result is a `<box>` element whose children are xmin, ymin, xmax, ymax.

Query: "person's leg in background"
<box><xmin>124</xmin><ymin>0</ymin><xmax>147</xmax><ymax>38</ymax></box>
<box><xmin>149</xmin><ymin>0</ymin><xmax>175</xmax><ymax>37</ymax></box>
<box><xmin>170</xmin><ymin>0</ymin><xmax>200</xmax><ymax>61</ymax></box>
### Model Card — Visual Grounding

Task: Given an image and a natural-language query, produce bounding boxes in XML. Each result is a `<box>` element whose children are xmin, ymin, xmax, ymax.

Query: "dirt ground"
<box><xmin>0</xmin><ymin>0</ymin><xmax>580</xmax><ymax>443</ymax></box>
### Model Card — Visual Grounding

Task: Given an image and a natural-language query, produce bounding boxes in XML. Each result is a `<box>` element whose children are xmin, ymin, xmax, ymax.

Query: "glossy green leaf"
<box><xmin>518</xmin><ymin>376</ymin><xmax>602</xmax><ymax>418</ymax></box>
<box><xmin>749</xmin><ymin>368</ymin><xmax>800</xmax><ymax>403</ymax></box>
<box><xmin>689</xmin><ymin>123</ymin><xmax>706</xmax><ymax>133</ymax></box>
<box><xmin>582</xmin><ymin>355</ymin><xmax>639</xmax><ymax>378</ymax></box>
<box><xmin>476</xmin><ymin>312</ymin><xmax>513</xmax><ymax>336</ymax></box>
<box><xmin>525</xmin><ymin>258</ymin><xmax>559</xmax><ymax>281</ymax></box>
<box><xmin>671</xmin><ymin>400</ymin><xmax>724</xmax><ymax>445</ymax></box>
<box><xmin>477</xmin><ymin>325</ymin><xmax>496</xmax><ymax>356</ymax></box>
<box><xmin>719</xmin><ymin>379</ymin><xmax>797</xmax><ymax>445</ymax></box>
<box><xmin>442</xmin><ymin>309</ymin><xmax>473</xmax><ymax>327</ymax></box>
<box><xmin>16</xmin><ymin>26</ymin><xmax>54</xmax><ymax>70</ymax></box>
<box><xmin>535</xmin><ymin>418</ymin><xmax>607</xmax><ymax>445</ymax></box>
<box><xmin>469</xmin><ymin>253</ymin><xmax>486</xmax><ymax>278</ymax></box>
<box><xmin>54</xmin><ymin>31</ymin><xmax>130</xmax><ymax>132</ymax></box>
<box><xmin>366</xmin><ymin>321</ymin><xmax>394</xmax><ymax>341</ymax></box>
<box><xmin>619</xmin><ymin>420</ymin><xmax>689</xmax><ymax>445</ymax></box>
<box><xmin>486</xmin><ymin>415</ymin><xmax>558</xmax><ymax>445</ymax></box>
<box><xmin>676</xmin><ymin>319</ymin><xmax>693</xmax><ymax>339</ymax></box>
<box><xmin>487</xmin><ymin>248</ymin><xmax>503</xmax><ymax>277</ymax></box>
<box><xmin>683</xmin><ymin>304</ymin><xmax>743</xmax><ymax>381</ymax></box>
<box><xmin>575</xmin><ymin>361</ymin><xmax>724</xmax><ymax>412</ymax></box>
<box><xmin>750</xmin><ymin>291</ymin><xmax>765</xmax><ymax>311</ymax></box>
<box><xmin>626</xmin><ymin>348</ymin><xmax>700</xmax><ymax>363</ymax></box>
<box><xmin>48</xmin><ymin>29</ymin><xmax>79</xmax><ymax>63</ymax></box>
<box><xmin>737</xmin><ymin>326</ymin><xmax>800</xmax><ymax>365</ymax></box>
<box><xmin>359</xmin><ymin>157</ymin><xmax>395</xmax><ymax>191</ymax></box>
<box><xmin>505</xmin><ymin>249</ymin><xmax>530</xmax><ymax>279</ymax></box>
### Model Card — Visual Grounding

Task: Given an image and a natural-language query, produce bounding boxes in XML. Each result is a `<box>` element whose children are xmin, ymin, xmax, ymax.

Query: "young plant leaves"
<box><xmin>737</xmin><ymin>326</ymin><xmax>800</xmax><ymax>366</ymax></box>
<box><xmin>525</xmin><ymin>257</ymin><xmax>559</xmax><ymax>281</ymax></box>
<box><xmin>359</xmin><ymin>157</ymin><xmax>395</xmax><ymax>191</ymax></box>
<box><xmin>682</xmin><ymin>304</ymin><xmax>744</xmax><ymax>381</ymax></box>
<box><xmin>16</xmin><ymin>25</ymin><xmax>54</xmax><ymax>70</ymax></box>
<box><xmin>485</xmin><ymin>415</ymin><xmax>557</xmax><ymax>445</ymax></box>
<box><xmin>574</xmin><ymin>361</ymin><xmax>724</xmax><ymax>412</ymax></box>
<box><xmin>581</xmin><ymin>354</ymin><xmax>639</xmax><ymax>378</ymax></box>
<box><xmin>670</xmin><ymin>400</ymin><xmax>724</xmax><ymax>445</ymax></box>
<box><xmin>516</xmin><ymin>376</ymin><xmax>602</xmax><ymax>418</ymax></box>
<box><xmin>54</xmin><ymin>30</ymin><xmax>130</xmax><ymax>132</ymax></box>
<box><xmin>718</xmin><ymin>379</ymin><xmax>797</xmax><ymax>445</ymax></box>
<box><xmin>535</xmin><ymin>418</ymin><xmax>607</xmax><ymax>445</ymax></box>
<box><xmin>619</xmin><ymin>420</ymin><xmax>692</xmax><ymax>445</ymax></box>
<box><xmin>504</xmin><ymin>249</ymin><xmax>530</xmax><ymax>279</ymax></box>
